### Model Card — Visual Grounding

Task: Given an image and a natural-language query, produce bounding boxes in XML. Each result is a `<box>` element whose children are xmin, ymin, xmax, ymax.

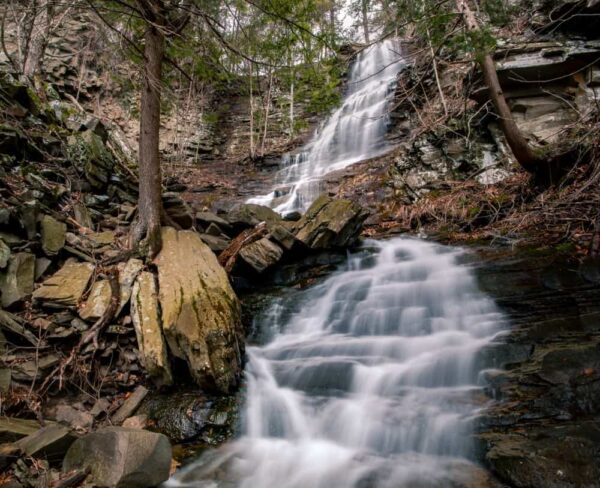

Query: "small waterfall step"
<box><xmin>249</xmin><ymin>39</ymin><xmax>407</xmax><ymax>214</ymax></box>
<box><xmin>168</xmin><ymin>238</ymin><xmax>506</xmax><ymax>488</ymax></box>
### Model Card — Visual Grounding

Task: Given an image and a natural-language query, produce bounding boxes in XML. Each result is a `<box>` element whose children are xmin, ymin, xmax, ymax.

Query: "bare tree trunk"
<box><xmin>248</xmin><ymin>61</ymin><xmax>255</xmax><ymax>159</ymax></box>
<box><xmin>23</xmin><ymin>0</ymin><xmax>52</xmax><ymax>78</ymax></box>
<box><xmin>260</xmin><ymin>69</ymin><xmax>273</xmax><ymax>156</ymax></box>
<box><xmin>456</xmin><ymin>0</ymin><xmax>540</xmax><ymax>173</ymax></box>
<box><xmin>361</xmin><ymin>0</ymin><xmax>370</xmax><ymax>44</ymax></box>
<box><xmin>131</xmin><ymin>7</ymin><xmax>165</xmax><ymax>257</ymax></box>
<box><xmin>289</xmin><ymin>69</ymin><xmax>295</xmax><ymax>140</ymax></box>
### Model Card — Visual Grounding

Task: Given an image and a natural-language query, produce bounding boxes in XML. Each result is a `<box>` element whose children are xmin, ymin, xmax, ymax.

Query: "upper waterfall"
<box><xmin>248</xmin><ymin>39</ymin><xmax>406</xmax><ymax>214</ymax></box>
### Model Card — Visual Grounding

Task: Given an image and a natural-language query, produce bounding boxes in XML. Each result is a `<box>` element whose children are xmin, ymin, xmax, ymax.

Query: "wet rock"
<box><xmin>226</xmin><ymin>203</ymin><xmax>282</xmax><ymax>232</ymax></box>
<box><xmin>239</xmin><ymin>238</ymin><xmax>284</xmax><ymax>274</ymax></box>
<box><xmin>283</xmin><ymin>211</ymin><xmax>302</xmax><ymax>222</ymax></box>
<box><xmin>268</xmin><ymin>223</ymin><xmax>298</xmax><ymax>251</ymax></box>
<box><xmin>78</xmin><ymin>279</ymin><xmax>112</xmax><ymax>321</ymax></box>
<box><xmin>40</xmin><ymin>215</ymin><xmax>67</xmax><ymax>256</ymax></box>
<box><xmin>131</xmin><ymin>272</ymin><xmax>172</xmax><ymax>387</ymax></box>
<box><xmin>34</xmin><ymin>257</ymin><xmax>52</xmax><ymax>280</ymax></box>
<box><xmin>33</xmin><ymin>259</ymin><xmax>94</xmax><ymax>308</ymax></box>
<box><xmin>155</xmin><ymin>227</ymin><xmax>243</xmax><ymax>393</ymax></box>
<box><xmin>205</xmin><ymin>222</ymin><xmax>224</xmax><ymax>237</ymax></box>
<box><xmin>139</xmin><ymin>392</ymin><xmax>238</xmax><ymax>444</ymax></box>
<box><xmin>199</xmin><ymin>233</ymin><xmax>230</xmax><ymax>253</ymax></box>
<box><xmin>293</xmin><ymin>195</ymin><xmax>368</xmax><ymax>250</ymax></box>
<box><xmin>62</xmin><ymin>427</ymin><xmax>171</xmax><ymax>488</ymax></box>
<box><xmin>0</xmin><ymin>252</ymin><xmax>35</xmax><ymax>307</ymax></box>
<box><xmin>0</xmin><ymin>238</ymin><xmax>9</xmax><ymax>268</ymax></box>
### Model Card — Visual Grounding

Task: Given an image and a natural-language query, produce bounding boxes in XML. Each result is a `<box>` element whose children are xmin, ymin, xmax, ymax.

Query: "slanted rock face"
<box><xmin>155</xmin><ymin>227</ymin><xmax>243</xmax><ymax>393</ymax></box>
<box><xmin>293</xmin><ymin>195</ymin><xmax>369</xmax><ymax>250</ymax></box>
<box><xmin>239</xmin><ymin>237</ymin><xmax>284</xmax><ymax>274</ymax></box>
<box><xmin>131</xmin><ymin>272</ymin><xmax>173</xmax><ymax>387</ymax></box>
<box><xmin>78</xmin><ymin>279</ymin><xmax>112</xmax><ymax>321</ymax></box>
<box><xmin>62</xmin><ymin>427</ymin><xmax>171</xmax><ymax>488</ymax></box>
<box><xmin>33</xmin><ymin>259</ymin><xmax>94</xmax><ymax>308</ymax></box>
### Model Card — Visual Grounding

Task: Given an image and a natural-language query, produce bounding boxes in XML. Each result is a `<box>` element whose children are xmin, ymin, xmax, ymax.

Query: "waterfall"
<box><xmin>248</xmin><ymin>39</ymin><xmax>406</xmax><ymax>214</ymax></box>
<box><xmin>167</xmin><ymin>238</ymin><xmax>505</xmax><ymax>487</ymax></box>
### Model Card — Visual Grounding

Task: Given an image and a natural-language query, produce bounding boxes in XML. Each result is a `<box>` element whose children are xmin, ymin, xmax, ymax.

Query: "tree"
<box><xmin>455</xmin><ymin>0</ymin><xmax>541</xmax><ymax>174</ymax></box>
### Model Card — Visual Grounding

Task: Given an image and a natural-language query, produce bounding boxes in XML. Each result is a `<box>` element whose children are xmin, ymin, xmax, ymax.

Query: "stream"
<box><xmin>168</xmin><ymin>238</ymin><xmax>506</xmax><ymax>487</ymax></box>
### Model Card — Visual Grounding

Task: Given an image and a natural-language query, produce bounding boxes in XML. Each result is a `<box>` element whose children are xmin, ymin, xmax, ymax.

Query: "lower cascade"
<box><xmin>168</xmin><ymin>238</ymin><xmax>506</xmax><ymax>487</ymax></box>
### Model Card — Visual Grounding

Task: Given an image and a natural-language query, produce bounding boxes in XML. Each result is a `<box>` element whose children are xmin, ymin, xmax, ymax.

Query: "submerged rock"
<box><xmin>293</xmin><ymin>195</ymin><xmax>368</xmax><ymax>249</ymax></box>
<box><xmin>63</xmin><ymin>427</ymin><xmax>171</xmax><ymax>488</ymax></box>
<box><xmin>155</xmin><ymin>227</ymin><xmax>243</xmax><ymax>393</ymax></box>
<box><xmin>131</xmin><ymin>272</ymin><xmax>172</xmax><ymax>387</ymax></box>
<box><xmin>33</xmin><ymin>259</ymin><xmax>94</xmax><ymax>308</ymax></box>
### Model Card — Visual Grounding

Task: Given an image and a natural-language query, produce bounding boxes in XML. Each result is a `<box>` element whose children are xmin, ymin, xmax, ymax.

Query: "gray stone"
<box><xmin>205</xmin><ymin>222</ymin><xmax>224</xmax><ymax>237</ymax></box>
<box><xmin>34</xmin><ymin>257</ymin><xmax>52</xmax><ymax>280</ymax></box>
<box><xmin>0</xmin><ymin>252</ymin><xmax>35</xmax><ymax>307</ymax></box>
<box><xmin>293</xmin><ymin>195</ymin><xmax>368</xmax><ymax>250</ymax></box>
<box><xmin>72</xmin><ymin>202</ymin><xmax>93</xmax><ymax>229</ymax></box>
<box><xmin>240</xmin><ymin>238</ymin><xmax>284</xmax><ymax>274</ymax></box>
<box><xmin>156</xmin><ymin>227</ymin><xmax>243</xmax><ymax>393</ymax></box>
<box><xmin>196</xmin><ymin>212</ymin><xmax>233</xmax><ymax>235</ymax></box>
<box><xmin>226</xmin><ymin>203</ymin><xmax>282</xmax><ymax>231</ymax></box>
<box><xmin>40</xmin><ymin>215</ymin><xmax>67</xmax><ymax>256</ymax></box>
<box><xmin>199</xmin><ymin>233</ymin><xmax>230</xmax><ymax>253</ymax></box>
<box><xmin>131</xmin><ymin>272</ymin><xmax>172</xmax><ymax>387</ymax></box>
<box><xmin>33</xmin><ymin>259</ymin><xmax>94</xmax><ymax>308</ymax></box>
<box><xmin>0</xmin><ymin>368</ymin><xmax>10</xmax><ymax>393</ymax></box>
<box><xmin>62</xmin><ymin>427</ymin><xmax>171</xmax><ymax>488</ymax></box>
<box><xmin>55</xmin><ymin>405</ymin><xmax>94</xmax><ymax>431</ymax></box>
<box><xmin>112</xmin><ymin>386</ymin><xmax>149</xmax><ymax>426</ymax></box>
<box><xmin>0</xmin><ymin>418</ymin><xmax>44</xmax><ymax>443</ymax></box>
<box><xmin>15</xmin><ymin>424</ymin><xmax>76</xmax><ymax>461</ymax></box>
<box><xmin>268</xmin><ymin>224</ymin><xmax>298</xmax><ymax>251</ymax></box>
<box><xmin>163</xmin><ymin>192</ymin><xmax>194</xmax><ymax>229</ymax></box>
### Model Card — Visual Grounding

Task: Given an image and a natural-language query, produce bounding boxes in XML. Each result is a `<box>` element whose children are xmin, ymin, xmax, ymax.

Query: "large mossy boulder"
<box><xmin>62</xmin><ymin>427</ymin><xmax>171</xmax><ymax>488</ymax></box>
<box><xmin>293</xmin><ymin>195</ymin><xmax>368</xmax><ymax>250</ymax></box>
<box><xmin>155</xmin><ymin>227</ymin><xmax>243</xmax><ymax>393</ymax></box>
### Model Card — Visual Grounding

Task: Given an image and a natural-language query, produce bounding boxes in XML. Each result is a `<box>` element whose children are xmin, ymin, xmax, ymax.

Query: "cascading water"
<box><xmin>248</xmin><ymin>39</ymin><xmax>406</xmax><ymax>214</ymax></box>
<box><xmin>167</xmin><ymin>238</ymin><xmax>505</xmax><ymax>487</ymax></box>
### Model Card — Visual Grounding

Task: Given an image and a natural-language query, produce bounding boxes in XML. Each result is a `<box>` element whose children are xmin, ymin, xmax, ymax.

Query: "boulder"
<box><xmin>78</xmin><ymin>280</ymin><xmax>112</xmax><ymax>321</ymax></box>
<box><xmin>268</xmin><ymin>223</ymin><xmax>298</xmax><ymax>251</ymax></box>
<box><xmin>0</xmin><ymin>418</ymin><xmax>43</xmax><ymax>443</ymax></box>
<box><xmin>155</xmin><ymin>227</ymin><xmax>243</xmax><ymax>393</ymax></box>
<box><xmin>33</xmin><ymin>259</ymin><xmax>94</xmax><ymax>308</ymax></box>
<box><xmin>226</xmin><ymin>203</ymin><xmax>282</xmax><ymax>232</ymax></box>
<box><xmin>196</xmin><ymin>211</ymin><xmax>233</xmax><ymax>236</ymax></box>
<box><xmin>40</xmin><ymin>215</ymin><xmax>67</xmax><ymax>256</ymax></box>
<box><xmin>239</xmin><ymin>238</ymin><xmax>284</xmax><ymax>274</ymax></box>
<box><xmin>62</xmin><ymin>427</ymin><xmax>171</xmax><ymax>488</ymax></box>
<box><xmin>131</xmin><ymin>272</ymin><xmax>172</xmax><ymax>387</ymax></box>
<box><xmin>293</xmin><ymin>195</ymin><xmax>368</xmax><ymax>250</ymax></box>
<box><xmin>15</xmin><ymin>424</ymin><xmax>76</xmax><ymax>462</ymax></box>
<box><xmin>0</xmin><ymin>252</ymin><xmax>35</xmax><ymax>307</ymax></box>
<box><xmin>199</xmin><ymin>234</ymin><xmax>230</xmax><ymax>253</ymax></box>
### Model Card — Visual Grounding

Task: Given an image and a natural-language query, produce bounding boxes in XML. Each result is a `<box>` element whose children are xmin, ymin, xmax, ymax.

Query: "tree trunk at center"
<box><xmin>132</xmin><ymin>20</ymin><xmax>165</xmax><ymax>257</ymax></box>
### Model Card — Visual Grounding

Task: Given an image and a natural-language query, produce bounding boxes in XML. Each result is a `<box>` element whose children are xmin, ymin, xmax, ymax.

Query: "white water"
<box><xmin>168</xmin><ymin>238</ymin><xmax>505</xmax><ymax>487</ymax></box>
<box><xmin>248</xmin><ymin>39</ymin><xmax>406</xmax><ymax>214</ymax></box>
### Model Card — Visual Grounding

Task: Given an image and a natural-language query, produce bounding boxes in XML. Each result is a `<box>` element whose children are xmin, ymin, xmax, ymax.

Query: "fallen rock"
<box><xmin>268</xmin><ymin>223</ymin><xmax>298</xmax><ymax>251</ymax></box>
<box><xmin>40</xmin><ymin>215</ymin><xmax>67</xmax><ymax>256</ymax></box>
<box><xmin>55</xmin><ymin>405</ymin><xmax>94</xmax><ymax>431</ymax></box>
<box><xmin>131</xmin><ymin>272</ymin><xmax>172</xmax><ymax>387</ymax></box>
<box><xmin>112</xmin><ymin>386</ymin><xmax>149</xmax><ymax>426</ymax></box>
<box><xmin>196</xmin><ymin>211</ymin><xmax>233</xmax><ymax>236</ymax></box>
<box><xmin>15</xmin><ymin>424</ymin><xmax>76</xmax><ymax>463</ymax></box>
<box><xmin>0</xmin><ymin>238</ymin><xmax>9</xmax><ymax>268</ymax></box>
<box><xmin>293</xmin><ymin>195</ymin><xmax>368</xmax><ymax>249</ymax></box>
<box><xmin>155</xmin><ymin>227</ymin><xmax>243</xmax><ymax>393</ymax></box>
<box><xmin>226</xmin><ymin>203</ymin><xmax>282</xmax><ymax>232</ymax></box>
<box><xmin>0</xmin><ymin>418</ymin><xmax>42</xmax><ymax>443</ymax></box>
<box><xmin>116</xmin><ymin>258</ymin><xmax>144</xmax><ymax>315</ymax></box>
<box><xmin>199</xmin><ymin>233</ymin><xmax>231</xmax><ymax>253</ymax></box>
<box><xmin>163</xmin><ymin>192</ymin><xmax>194</xmax><ymax>229</ymax></box>
<box><xmin>239</xmin><ymin>237</ymin><xmax>284</xmax><ymax>274</ymax></box>
<box><xmin>0</xmin><ymin>309</ymin><xmax>39</xmax><ymax>345</ymax></box>
<box><xmin>88</xmin><ymin>230</ymin><xmax>115</xmax><ymax>248</ymax></box>
<box><xmin>78</xmin><ymin>279</ymin><xmax>112</xmax><ymax>321</ymax></box>
<box><xmin>34</xmin><ymin>257</ymin><xmax>52</xmax><ymax>280</ymax></box>
<box><xmin>0</xmin><ymin>252</ymin><xmax>35</xmax><ymax>307</ymax></box>
<box><xmin>62</xmin><ymin>427</ymin><xmax>171</xmax><ymax>488</ymax></box>
<box><xmin>33</xmin><ymin>259</ymin><xmax>94</xmax><ymax>308</ymax></box>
